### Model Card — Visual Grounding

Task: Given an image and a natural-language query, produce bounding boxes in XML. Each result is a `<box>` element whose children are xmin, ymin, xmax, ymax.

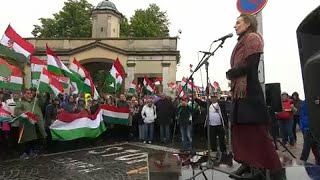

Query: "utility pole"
<box><xmin>256</xmin><ymin>11</ymin><xmax>266</xmax><ymax>97</ymax></box>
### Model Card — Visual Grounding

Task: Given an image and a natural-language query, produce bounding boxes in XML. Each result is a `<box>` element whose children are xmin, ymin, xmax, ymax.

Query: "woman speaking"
<box><xmin>226</xmin><ymin>14</ymin><xmax>284</xmax><ymax>179</ymax></box>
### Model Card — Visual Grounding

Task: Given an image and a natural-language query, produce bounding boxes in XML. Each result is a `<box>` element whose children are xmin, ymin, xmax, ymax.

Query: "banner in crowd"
<box><xmin>49</xmin><ymin>105</ymin><xmax>130</xmax><ymax>141</ymax></box>
<box><xmin>0</xmin><ymin>61</ymin><xmax>23</xmax><ymax>91</ymax></box>
<box><xmin>0</xmin><ymin>107</ymin><xmax>12</xmax><ymax>122</ymax></box>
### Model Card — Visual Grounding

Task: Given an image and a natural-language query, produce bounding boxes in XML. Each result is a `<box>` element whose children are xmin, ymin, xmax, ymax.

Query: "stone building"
<box><xmin>26</xmin><ymin>0</ymin><xmax>179</xmax><ymax>95</ymax></box>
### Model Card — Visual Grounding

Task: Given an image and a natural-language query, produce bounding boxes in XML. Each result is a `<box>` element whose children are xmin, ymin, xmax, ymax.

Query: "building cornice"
<box><xmin>32</xmin><ymin>41</ymin><xmax>179</xmax><ymax>57</ymax></box>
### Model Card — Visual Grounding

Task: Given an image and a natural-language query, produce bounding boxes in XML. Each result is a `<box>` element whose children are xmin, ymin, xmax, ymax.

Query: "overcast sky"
<box><xmin>1</xmin><ymin>0</ymin><xmax>319</xmax><ymax>98</ymax></box>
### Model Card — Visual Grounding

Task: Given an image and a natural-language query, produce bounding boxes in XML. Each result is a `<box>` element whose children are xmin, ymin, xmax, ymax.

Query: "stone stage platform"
<box><xmin>0</xmin><ymin>142</ymin><xmax>319</xmax><ymax>180</ymax></box>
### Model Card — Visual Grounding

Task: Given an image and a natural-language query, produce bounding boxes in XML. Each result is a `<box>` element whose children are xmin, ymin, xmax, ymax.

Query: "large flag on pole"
<box><xmin>31</xmin><ymin>56</ymin><xmax>47</xmax><ymax>87</ymax></box>
<box><xmin>70</xmin><ymin>58</ymin><xmax>99</xmax><ymax>98</ymax></box>
<box><xmin>0</xmin><ymin>62</ymin><xmax>23</xmax><ymax>91</ymax></box>
<box><xmin>107</xmin><ymin>58</ymin><xmax>124</xmax><ymax>92</ymax></box>
<box><xmin>46</xmin><ymin>45</ymin><xmax>83</xmax><ymax>93</ymax></box>
<box><xmin>38</xmin><ymin>68</ymin><xmax>64</xmax><ymax>96</ymax></box>
<box><xmin>0</xmin><ymin>25</ymin><xmax>35</xmax><ymax>58</ymax></box>
<box><xmin>0</xmin><ymin>58</ymin><xmax>13</xmax><ymax>78</ymax></box>
<box><xmin>143</xmin><ymin>76</ymin><xmax>156</xmax><ymax>94</ymax></box>
<box><xmin>0</xmin><ymin>106</ymin><xmax>12</xmax><ymax>122</ymax></box>
<box><xmin>154</xmin><ymin>77</ymin><xmax>163</xmax><ymax>87</ymax></box>
<box><xmin>128</xmin><ymin>80</ymin><xmax>137</xmax><ymax>94</ymax></box>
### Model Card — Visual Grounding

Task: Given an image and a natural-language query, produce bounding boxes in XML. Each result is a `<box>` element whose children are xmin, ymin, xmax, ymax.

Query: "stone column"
<box><xmin>126</xmin><ymin>62</ymin><xmax>136</xmax><ymax>90</ymax></box>
<box><xmin>161</xmin><ymin>63</ymin><xmax>170</xmax><ymax>95</ymax></box>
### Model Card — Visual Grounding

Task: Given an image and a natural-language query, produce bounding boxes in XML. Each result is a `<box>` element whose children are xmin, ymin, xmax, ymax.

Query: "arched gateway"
<box><xmin>26</xmin><ymin>0</ymin><xmax>179</xmax><ymax>96</ymax></box>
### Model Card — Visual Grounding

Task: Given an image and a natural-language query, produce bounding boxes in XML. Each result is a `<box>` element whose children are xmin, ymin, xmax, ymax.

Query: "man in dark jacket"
<box><xmin>176</xmin><ymin>98</ymin><xmax>192</xmax><ymax>151</ymax></box>
<box><xmin>155</xmin><ymin>93</ymin><xmax>174</xmax><ymax>144</ymax></box>
<box><xmin>45</xmin><ymin>97</ymin><xmax>60</xmax><ymax>151</ymax></box>
<box><xmin>116</xmin><ymin>94</ymin><xmax>130</xmax><ymax>140</ymax></box>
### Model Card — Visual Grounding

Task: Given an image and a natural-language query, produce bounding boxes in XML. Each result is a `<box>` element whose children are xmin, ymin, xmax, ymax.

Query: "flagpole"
<box><xmin>114</xmin><ymin>79</ymin><xmax>117</xmax><ymax>107</ymax></box>
<box><xmin>31</xmin><ymin>78</ymin><xmax>41</xmax><ymax>113</ymax></box>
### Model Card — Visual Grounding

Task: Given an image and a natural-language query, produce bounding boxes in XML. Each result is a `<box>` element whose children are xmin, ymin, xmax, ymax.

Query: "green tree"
<box><xmin>120</xmin><ymin>17</ymin><xmax>131</xmax><ymax>37</ymax></box>
<box><xmin>31</xmin><ymin>0</ymin><xmax>93</xmax><ymax>38</ymax></box>
<box><xmin>120</xmin><ymin>4</ymin><xmax>170</xmax><ymax>37</ymax></box>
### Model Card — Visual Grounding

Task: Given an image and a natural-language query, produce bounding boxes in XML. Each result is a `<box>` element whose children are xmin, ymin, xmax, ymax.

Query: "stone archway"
<box><xmin>80</xmin><ymin>58</ymin><xmax>125</xmax><ymax>95</ymax></box>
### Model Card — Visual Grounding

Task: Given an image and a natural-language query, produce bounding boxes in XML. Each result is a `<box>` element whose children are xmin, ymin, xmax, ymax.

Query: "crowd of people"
<box><xmin>275</xmin><ymin>91</ymin><xmax>320</xmax><ymax>165</ymax></box>
<box><xmin>0</xmin><ymin>86</ymin><xmax>318</xmax><ymax>166</ymax></box>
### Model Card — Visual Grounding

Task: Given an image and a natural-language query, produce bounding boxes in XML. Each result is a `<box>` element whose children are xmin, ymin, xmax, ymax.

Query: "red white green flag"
<box><xmin>70</xmin><ymin>58</ymin><xmax>99</xmax><ymax>98</ymax></box>
<box><xmin>0</xmin><ymin>25</ymin><xmax>35</xmax><ymax>57</ymax></box>
<box><xmin>107</xmin><ymin>58</ymin><xmax>125</xmax><ymax>91</ymax></box>
<box><xmin>0</xmin><ymin>61</ymin><xmax>23</xmax><ymax>91</ymax></box>
<box><xmin>38</xmin><ymin>68</ymin><xmax>64</xmax><ymax>96</ymax></box>
<box><xmin>0</xmin><ymin>106</ymin><xmax>12</xmax><ymax>122</ymax></box>
<box><xmin>46</xmin><ymin>45</ymin><xmax>83</xmax><ymax>93</ymax></box>
<box><xmin>154</xmin><ymin>77</ymin><xmax>163</xmax><ymax>86</ymax></box>
<box><xmin>128</xmin><ymin>80</ymin><xmax>137</xmax><ymax>94</ymax></box>
<box><xmin>20</xmin><ymin>112</ymin><xmax>39</xmax><ymax>124</ymax></box>
<box><xmin>143</xmin><ymin>76</ymin><xmax>156</xmax><ymax>94</ymax></box>
<box><xmin>0</xmin><ymin>58</ymin><xmax>13</xmax><ymax>78</ymax></box>
<box><xmin>31</xmin><ymin>56</ymin><xmax>47</xmax><ymax>87</ymax></box>
<box><xmin>50</xmin><ymin>105</ymin><xmax>129</xmax><ymax>141</ymax></box>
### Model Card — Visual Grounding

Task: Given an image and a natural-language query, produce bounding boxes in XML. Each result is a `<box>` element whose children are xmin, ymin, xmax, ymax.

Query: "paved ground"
<box><xmin>0</xmin><ymin>129</ymin><xmax>319</xmax><ymax>180</ymax></box>
<box><xmin>0</xmin><ymin>143</ymin><xmax>151</xmax><ymax>180</ymax></box>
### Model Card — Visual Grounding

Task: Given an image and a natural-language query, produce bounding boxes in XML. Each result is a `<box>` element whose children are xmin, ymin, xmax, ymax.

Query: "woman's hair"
<box><xmin>292</xmin><ymin>92</ymin><xmax>300</xmax><ymax>99</ymax></box>
<box><xmin>239</xmin><ymin>14</ymin><xmax>258</xmax><ymax>33</ymax></box>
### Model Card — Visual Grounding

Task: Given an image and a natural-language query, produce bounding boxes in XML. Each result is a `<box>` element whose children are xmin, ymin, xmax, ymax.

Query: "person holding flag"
<box><xmin>14</xmin><ymin>88</ymin><xmax>47</xmax><ymax>159</ymax></box>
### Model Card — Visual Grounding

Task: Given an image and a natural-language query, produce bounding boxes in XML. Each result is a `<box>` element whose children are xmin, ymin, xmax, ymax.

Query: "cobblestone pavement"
<box><xmin>0</xmin><ymin>130</ymin><xmax>318</xmax><ymax>180</ymax></box>
<box><xmin>0</xmin><ymin>143</ymin><xmax>175</xmax><ymax>180</ymax></box>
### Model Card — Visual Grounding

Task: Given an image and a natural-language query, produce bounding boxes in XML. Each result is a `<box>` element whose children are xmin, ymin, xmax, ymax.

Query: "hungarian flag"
<box><xmin>154</xmin><ymin>77</ymin><xmax>163</xmax><ymax>86</ymax></box>
<box><xmin>38</xmin><ymin>68</ymin><xmax>64</xmax><ymax>96</ymax></box>
<box><xmin>50</xmin><ymin>105</ymin><xmax>129</xmax><ymax>141</ymax></box>
<box><xmin>46</xmin><ymin>45</ymin><xmax>83</xmax><ymax>93</ymax></box>
<box><xmin>0</xmin><ymin>62</ymin><xmax>23</xmax><ymax>91</ymax></box>
<box><xmin>143</xmin><ymin>76</ymin><xmax>156</xmax><ymax>94</ymax></box>
<box><xmin>17</xmin><ymin>111</ymin><xmax>39</xmax><ymax>144</ymax></box>
<box><xmin>181</xmin><ymin>77</ymin><xmax>194</xmax><ymax>91</ymax></box>
<box><xmin>0</xmin><ymin>25</ymin><xmax>35</xmax><ymax>58</ymax></box>
<box><xmin>128</xmin><ymin>80</ymin><xmax>137</xmax><ymax>94</ymax></box>
<box><xmin>177</xmin><ymin>84</ymin><xmax>185</xmax><ymax>97</ymax></box>
<box><xmin>31</xmin><ymin>56</ymin><xmax>47</xmax><ymax>87</ymax></box>
<box><xmin>0</xmin><ymin>58</ymin><xmax>13</xmax><ymax>78</ymax></box>
<box><xmin>0</xmin><ymin>106</ymin><xmax>12</xmax><ymax>122</ymax></box>
<box><xmin>20</xmin><ymin>112</ymin><xmax>39</xmax><ymax>124</ymax></box>
<box><xmin>213</xmin><ymin>81</ymin><xmax>221</xmax><ymax>92</ymax></box>
<box><xmin>70</xmin><ymin>58</ymin><xmax>99</xmax><ymax>99</ymax></box>
<box><xmin>107</xmin><ymin>58</ymin><xmax>124</xmax><ymax>92</ymax></box>
<box><xmin>167</xmin><ymin>82</ymin><xmax>177</xmax><ymax>94</ymax></box>
<box><xmin>55</xmin><ymin>75</ymin><xmax>70</xmax><ymax>90</ymax></box>
<box><xmin>18</xmin><ymin>111</ymin><xmax>39</xmax><ymax>143</ymax></box>
<box><xmin>213</xmin><ymin>81</ymin><xmax>220</xmax><ymax>88</ymax></box>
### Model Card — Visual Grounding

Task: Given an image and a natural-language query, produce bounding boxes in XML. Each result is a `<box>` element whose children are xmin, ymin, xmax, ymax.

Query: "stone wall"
<box><xmin>26</xmin><ymin>38</ymin><xmax>179</xmax><ymax>95</ymax></box>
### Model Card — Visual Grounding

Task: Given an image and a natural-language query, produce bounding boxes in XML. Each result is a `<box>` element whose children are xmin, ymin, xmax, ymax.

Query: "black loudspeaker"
<box><xmin>265</xmin><ymin>83</ymin><xmax>282</xmax><ymax>112</ymax></box>
<box><xmin>297</xmin><ymin>5</ymin><xmax>320</xmax><ymax>143</ymax></box>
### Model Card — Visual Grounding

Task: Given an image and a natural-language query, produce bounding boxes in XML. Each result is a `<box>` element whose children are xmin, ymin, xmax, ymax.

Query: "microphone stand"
<box><xmin>185</xmin><ymin>39</ymin><xmax>241</xmax><ymax>180</ymax></box>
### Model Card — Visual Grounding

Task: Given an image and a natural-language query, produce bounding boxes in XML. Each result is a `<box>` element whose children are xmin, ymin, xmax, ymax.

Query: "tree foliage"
<box><xmin>32</xmin><ymin>1</ymin><xmax>169</xmax><ymax>38</ymax></box>
<box><xmin>120</xmin><ymin>4</ymin><xmax>170</xmax><ymax>37</ymax></box>
<box><xmin>31</xmin><ymin>0</ymin><xmax>93</xmax><ymax>38</ymax></box>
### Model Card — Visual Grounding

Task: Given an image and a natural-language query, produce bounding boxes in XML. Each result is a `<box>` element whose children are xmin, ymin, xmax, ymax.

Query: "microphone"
<box><xmin>213</xmin><ymin>33</ymin><xmax>233</xmax><ymax>42</ymax></box>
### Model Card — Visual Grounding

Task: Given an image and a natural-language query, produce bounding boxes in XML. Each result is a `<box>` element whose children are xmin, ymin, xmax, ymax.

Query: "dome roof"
<box><xmin>96</xmin><ymin>0</ymin><xmax>118</xmax><ymax>12</ymax></box>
